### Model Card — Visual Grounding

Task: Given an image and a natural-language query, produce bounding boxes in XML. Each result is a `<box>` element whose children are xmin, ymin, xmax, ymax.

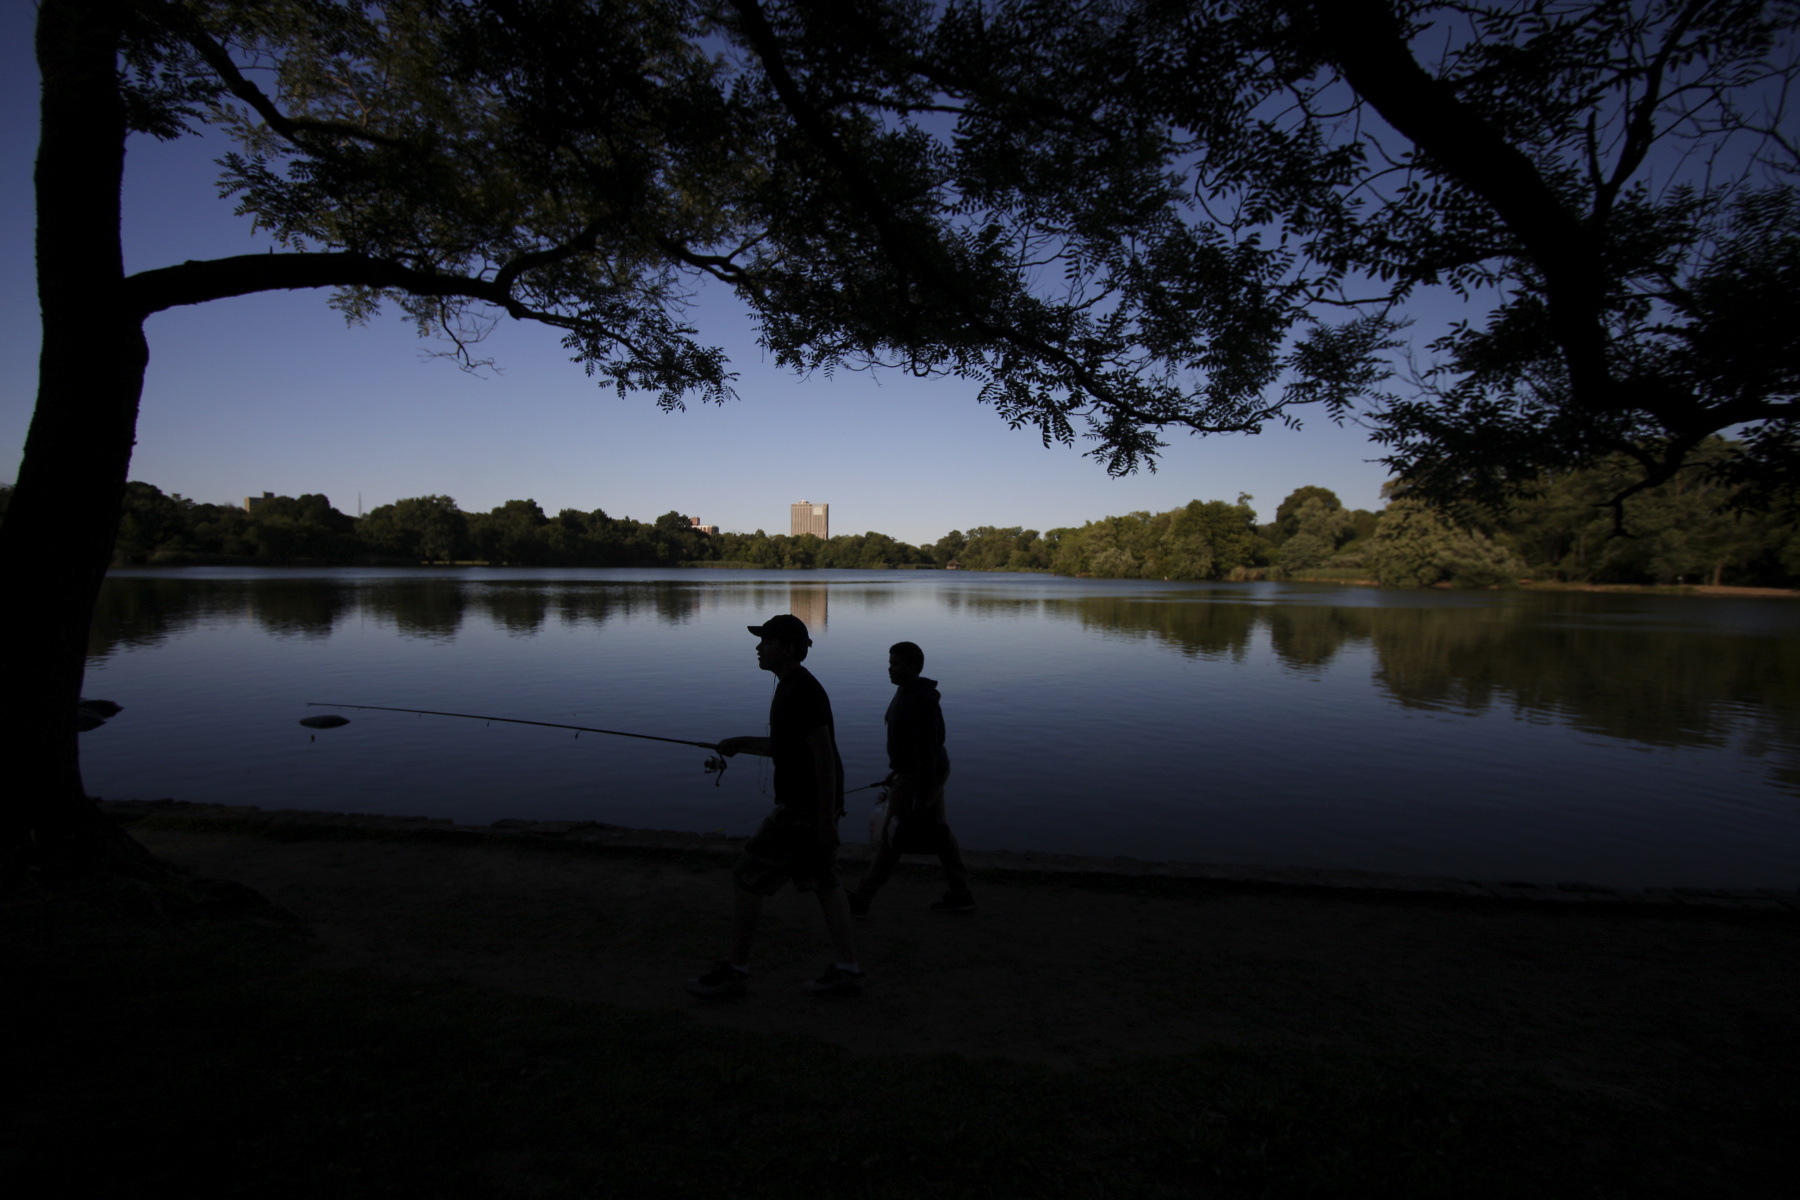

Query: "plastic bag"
<box><xmin>868</xmin><ymin>788</ymin><xmax>890</xmax><ymax>848</ymax></box>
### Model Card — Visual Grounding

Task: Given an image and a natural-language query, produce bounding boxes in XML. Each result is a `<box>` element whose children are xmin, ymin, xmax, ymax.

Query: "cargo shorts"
<box><xmin>732</xmin><ymin>806</ymin><xmax>841</xmax><ymax>896</ymax></box>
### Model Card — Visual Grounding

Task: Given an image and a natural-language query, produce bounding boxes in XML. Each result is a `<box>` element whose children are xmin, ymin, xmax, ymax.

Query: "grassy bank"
<box><xmin>6</xmin><ymin>867</ymin><xmax>1791</xmax><ymax>1199</ymax></box>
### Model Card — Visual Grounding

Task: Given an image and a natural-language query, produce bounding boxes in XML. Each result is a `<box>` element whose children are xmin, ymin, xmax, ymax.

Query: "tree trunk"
<box><xmin>0</xmin><ymin>0</ymin><xmax>154</xmax><ymax>872</ymax></box>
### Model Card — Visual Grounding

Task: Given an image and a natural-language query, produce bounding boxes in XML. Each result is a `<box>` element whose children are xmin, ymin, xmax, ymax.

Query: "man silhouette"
<box><xmin>687</xmin><ymin>614</ymin><xmax>863</xmax><ymax>997</ymax></box>
<box><xmin>849</xmin><ymin>640</ymin><xmax>974</xmax><ymax>915</ymax></box>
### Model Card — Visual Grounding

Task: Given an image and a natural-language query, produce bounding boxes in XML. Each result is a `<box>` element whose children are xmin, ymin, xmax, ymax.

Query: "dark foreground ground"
<box><xmin>5</xmin><ymin>810</ymin><xmax>1796</xmax><ymax>1198</ymax></box>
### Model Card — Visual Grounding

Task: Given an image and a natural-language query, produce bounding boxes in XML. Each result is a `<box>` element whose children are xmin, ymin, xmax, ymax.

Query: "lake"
<box><xmin>81</xmin><ymin>567</ymin><xmax>1800</xmax><ymax>888</ymax></box>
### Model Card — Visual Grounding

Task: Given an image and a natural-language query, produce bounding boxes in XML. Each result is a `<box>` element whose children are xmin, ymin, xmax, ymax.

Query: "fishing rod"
<box><xmin>308</xmin><ymin>704</ymin><xmax>894</xmax><ymax>795</ymax></box>
<box><xmin>305</xmin><ymin>702</ymin><xmax>731</xmax><ymax>784</ymax></box>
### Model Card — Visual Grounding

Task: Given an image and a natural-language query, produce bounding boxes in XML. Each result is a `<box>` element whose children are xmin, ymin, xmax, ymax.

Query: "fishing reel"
<box><xmin>703</xmin><ymin>753</ymin><xmax>729</xmax><ymax>786</ymax></box>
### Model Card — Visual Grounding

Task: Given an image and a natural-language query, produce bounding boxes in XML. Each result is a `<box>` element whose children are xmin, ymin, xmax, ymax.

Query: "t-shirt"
<box><xmin>769</xmin><ymin>666</ymin><xmax>845</xmax><ymax>816</ymax></box>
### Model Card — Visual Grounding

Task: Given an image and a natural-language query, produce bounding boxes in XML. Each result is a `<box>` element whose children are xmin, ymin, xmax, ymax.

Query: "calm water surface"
<box><xmin>82</xmin><ymin>568</ymin><xmax>1800</xmax><ymax>887</ymax></box>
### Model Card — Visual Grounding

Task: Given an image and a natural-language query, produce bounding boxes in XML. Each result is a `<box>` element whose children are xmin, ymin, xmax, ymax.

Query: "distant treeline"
<box><xmin>935</xmin><ymin>441</ymin><xmax>1800</xmax><ymax>588</ymax></box>
<box><xmin>5</xmin><ymin>440</ymin><xmax>1793</xmax><ymax>587</ymax></box>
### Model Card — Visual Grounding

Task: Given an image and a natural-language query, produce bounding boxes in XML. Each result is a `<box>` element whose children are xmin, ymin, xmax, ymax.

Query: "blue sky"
<box><xmin>1</xmin><ymin>6</ymin><xmax>1396</xmax><ymax>545</ymax></box>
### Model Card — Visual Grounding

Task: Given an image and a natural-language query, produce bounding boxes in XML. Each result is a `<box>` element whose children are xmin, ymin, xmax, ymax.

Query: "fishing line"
<box><xmin>305</xmin><ymin>702</ymin><xmax>730</xmax><ymax>784</ymax></box>
<box><xmin>307</xmin><ymin>706</ymin><xmax>885</xmax><ymax>795</ymax></box>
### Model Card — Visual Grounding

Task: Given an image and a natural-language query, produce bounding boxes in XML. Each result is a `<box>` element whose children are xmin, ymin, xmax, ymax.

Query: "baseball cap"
<box><xmin>747</xmin><ymin>613</ymin><xmax>812</xmax><ymax>646</ymax></box>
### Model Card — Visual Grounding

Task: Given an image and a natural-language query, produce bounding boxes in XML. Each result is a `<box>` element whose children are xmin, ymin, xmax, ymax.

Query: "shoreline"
<box><xmin>100</xmin><ymin>798</ymin><xmax>1800</xmax><ymax>912</ymax></box>
<box><xmin>100</xmin><ymin>563</ymin><xmax>1800</xmax><ymax>596</ymax></box>
<box><xmin>1516</xmin><ymin>579</ymin><xmax>1800</xmax><ymax>598</ymax></box>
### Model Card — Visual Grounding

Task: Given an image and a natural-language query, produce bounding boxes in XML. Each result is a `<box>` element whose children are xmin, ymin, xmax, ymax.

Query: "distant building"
<box><xmin>244</xmin><ymin>491</ymin><xmax>273</xmax><ymax>513</ymax></box>
<box><xmin>689</xmin><ymin>516</ymin><xmax>718</xmax><ymax>535</ymax></box>
<box><xmin>790</xmin><ymin>500</ymin><xmax>828</xmax><ymax>539</ymax></box>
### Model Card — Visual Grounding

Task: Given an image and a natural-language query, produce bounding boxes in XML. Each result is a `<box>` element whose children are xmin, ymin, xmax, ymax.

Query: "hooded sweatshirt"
<box><xmin>885</xmin><ymin>675</ymin><xmax>949</xmax><ymax>779</ymax></box>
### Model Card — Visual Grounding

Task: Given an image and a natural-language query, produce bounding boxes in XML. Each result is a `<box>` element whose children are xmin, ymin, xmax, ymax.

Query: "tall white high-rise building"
<box><xmin>790</xmin><ymin>500</ymin><xmax>828</xmax><ymax>539</ymax></box>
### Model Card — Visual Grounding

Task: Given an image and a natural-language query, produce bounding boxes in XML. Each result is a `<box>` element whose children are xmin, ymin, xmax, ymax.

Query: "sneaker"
<box><xmin>803</xmin><ymin>965</ymin><xmax>865</xmax><ymax>997</ymax></box>
<box><xmin>930</xmin><ymin>891</ymin><xmax>975</xmax><ymax>913</ymax></box>
<box><xmin>847</xmin><ymin>891</ymin><xmax>870</xmax><ymax>918</ymax></box>
<box><xmin>686</xmin><ymin>961</ymin><xmax>748</xmax><ymax>998</ymax></box>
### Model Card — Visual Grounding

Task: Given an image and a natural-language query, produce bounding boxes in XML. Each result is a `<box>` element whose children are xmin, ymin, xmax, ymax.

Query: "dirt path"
<box><xmin>134</xmin><ymin>825</ymin><xmax>1798</xmax><ymax>1114</ymax></box>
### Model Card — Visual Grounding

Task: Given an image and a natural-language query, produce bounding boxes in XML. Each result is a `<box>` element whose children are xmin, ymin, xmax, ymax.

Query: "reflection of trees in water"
<box><xmin>941</xmin><ymin>591</ymin><xmax>1035</xmax><ymax>623</ymax></box>
<box><xmin>1365</xmin><ymin>603</ymin><xmax>1800</xmax><ymax>802</ymax></box>
<box><xmin>579</xmin><ymin>582</ymin><xmax>702</xmax><ymax>627</ymax></box>
<box><xmin>88</xmin><ymin>578</ymin><xmax>358</xmax><ymax>657</ymax></box>
<box><xmin>87</xmin><ymin>576</ymin><xmax>714</xmax><ymax>653</ymax></box>
<box><xmin>476</xmin><ymin>584</ymin><xmax>552</xmax><ymax>635</ymax></box>
<box><xmin>1265</xmin><ymin>605</ymin><xmax>1363</xmax><ymax>670</ymax></box>
<box><xmin>391</xmin><ymin>581</ymin><xmax>707</xmax><ymax>635</ymax></box>
<box><xmin>88</xmin><ymin>577</ymin><xmax>217</xmax><ymax>658</ymax></box>
<box><xmin>546</xmin><ymin>582</ymin><xmax>703</xmax><ymax>629</ymax></box>
<box><xmin>1365</xmin><ymin>604</ymin><xmax>1800</xmax><ymax>758</ymax></box>
<box><xmin>90</xmin><ymin>577</ymin><xmax>1800</xmax><ymax>786</ymax></box>
<box><xmin>246</xmin><ymin>582</ymin><xmax>358</xmax><ymax>638</ymax></box>
<box><xmin>1018</xmin><ymin>590</ymin><xmax>1800</xmax><ymax>777</ymax></box>
<box><xmin>1071</xmin><ymin>597</ymin><xmax>1261</xmax><ymax>661</ymax></box>
<box><xmin>1358</xmin><ymin>605</ymin><xmax>1527</xmax><ymax>715</ymax></box>
<box><xmin>961</xmin><ymin>593</ymin><xmax>1259</xmax><ymax>661</ymax></box>
<box><xmin>360</xmin><ymin>581</ymin><xmax>470</xmax><ymax>639</ymax></box>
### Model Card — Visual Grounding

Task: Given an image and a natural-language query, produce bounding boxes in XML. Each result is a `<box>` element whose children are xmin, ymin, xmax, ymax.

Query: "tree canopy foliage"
<box><xmin>925</xmin><ymin>0</ymin><xmax>1799</xmax><ymax>504</ymax></box>
<box><xmin>103</xmin><ymin>0</ymin><xmax>1364</xmax><ymax>455</ymax></box>
<box><xmin>91</xmin><ymin>0</ymin><xmax>1800</xmax><ymax>492</ymax></box>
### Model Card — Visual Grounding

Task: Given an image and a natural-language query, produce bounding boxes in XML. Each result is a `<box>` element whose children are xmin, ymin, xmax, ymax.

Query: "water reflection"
<box><xmin>788</xmin><ymin>583</ymin><xmax>829</xmax><ymax>631</ymax></box>
<box><xmin>89</xmin><ymin>573</ymin><xmax>1800</xmax><ymax>792</ymax></box>
<box><xmin>81</xmin><ymin>571</ymin><xmax>1800</xmax><ymax>882</ymax></box>
<box><xmin>89</xmin><ymin>576</ymin><xmax>722</xmax><ymax>651</ymax></box>
<box><xmin>1266</xmin><ymin>605</ymin><xmax>1359</xmax><ymax>671</ymax></box>
<box><xmin>1043</xmin><ymin>595</ymin><xmax>1260</xmax><ymax>661</ymax></box>
<box><xmin>87</xmin><ymin>574</ymin><xmax>843</xmax><ymax>652</ymax></box>
<box><xmin>956</xmin><ymin>588</ymin><xmax>1800</xmax><ymax>783</ymax></box>
<box><xmin>89</xmin><ymin>575</ymin><xmax>360</xmax><ymax>651</ymax></box>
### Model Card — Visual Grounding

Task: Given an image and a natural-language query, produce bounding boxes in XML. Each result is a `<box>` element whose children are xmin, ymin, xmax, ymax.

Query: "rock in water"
<box><xmin>299</xmin><ymin>714</ymin><xmax>351</xmax><ymax>729</ymax></box>
<box><xmin>76</xmin><ymin>698</ymin><xmax>122</xmax><ymax>731</ymax></box>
